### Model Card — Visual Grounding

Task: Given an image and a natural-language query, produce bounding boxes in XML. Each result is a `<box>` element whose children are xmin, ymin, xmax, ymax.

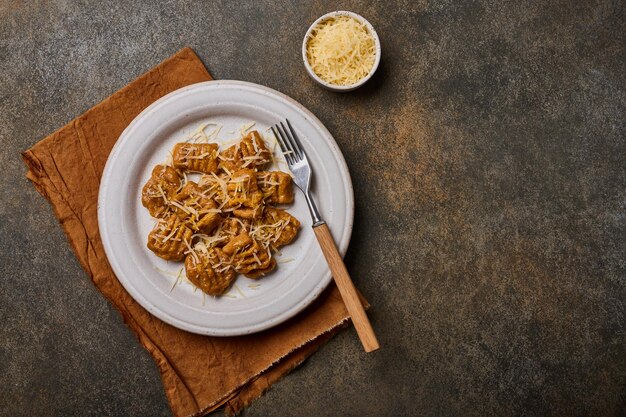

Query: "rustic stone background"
<box><xmin>1</xmin><ymin>1</ymin><xmax>624</xmax><ymax>416</ymax></box>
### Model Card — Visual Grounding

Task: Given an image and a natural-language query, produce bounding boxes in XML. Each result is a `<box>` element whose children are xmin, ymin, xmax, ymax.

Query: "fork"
<box><xmin>272</xmin><ymin>120</ymin><xmax>380</xmax><ymax>353</ymax></box>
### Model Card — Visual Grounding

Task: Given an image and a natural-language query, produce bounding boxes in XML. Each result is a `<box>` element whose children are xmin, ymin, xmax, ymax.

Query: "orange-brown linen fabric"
<box><xmin>21</xmin><ymin>47</ymin><xmax>353</xmax><ymax>417</ymax></box>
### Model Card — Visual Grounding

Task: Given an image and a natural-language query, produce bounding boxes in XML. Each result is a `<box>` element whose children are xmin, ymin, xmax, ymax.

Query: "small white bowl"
<box><xmin>302</xmin><ymin>11</ymin><xmax>381</xmax><ymax>92</ymax></box>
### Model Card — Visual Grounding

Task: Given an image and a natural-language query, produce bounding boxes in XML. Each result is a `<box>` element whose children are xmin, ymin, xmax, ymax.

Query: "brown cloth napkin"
<box><xmin>21</xmin><ymin>47</ymin><xmax>354</xmax><ymax>416</ymax></box>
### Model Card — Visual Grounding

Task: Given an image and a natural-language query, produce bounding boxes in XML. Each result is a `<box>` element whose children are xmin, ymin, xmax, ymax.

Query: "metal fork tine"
<box><xmin>285</xmin><ymin>119</ymin><xmax>306</xmax><ymax>159</ymax></box>
<box><xmin>271</xmin><ymin>126</ymin><xmax>293</xmax><ymax>164</ymax></box>
<box><xmin>274</xmin><ymin>124</ymin><xmax>292</xmax><ymax>164</ymax></box>
<box><xmin>270</xmin><ymin>126</ymin><xmax>284</xmax><ymax>154</ymax></box>
<box><xmin>280</xmin><ymin>121</ymin><xmax>302</xmax><ymax>160</ymax></box>
<box><xmin>277</xmin><ymin>123</ymin><xmax>299</xmax><ymax>161</ymax></box>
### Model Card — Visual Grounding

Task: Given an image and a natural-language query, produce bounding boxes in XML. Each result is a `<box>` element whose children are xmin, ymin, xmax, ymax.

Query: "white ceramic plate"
<box><xmin>98</xmin><ymin>80</ymin><xmax>354</xmax><ymax>336</ymax></box>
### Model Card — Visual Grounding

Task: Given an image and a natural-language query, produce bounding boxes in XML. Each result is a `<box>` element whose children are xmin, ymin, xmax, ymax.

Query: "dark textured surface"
<box><xmin>1</xmin><ymin>0</ymin><xmax>625</xmax><ymax>416</ymax></box>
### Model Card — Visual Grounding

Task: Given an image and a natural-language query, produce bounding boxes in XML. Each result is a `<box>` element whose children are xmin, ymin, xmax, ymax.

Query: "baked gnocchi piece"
<box><xmin>222</xmin><ymin>232</ymin><xmax>273</xmax><ymax>275</ymax></box>
<box><xmin>218</xmin><ymin>130</ymin><xmax>272</xmax><ymax>172</ymax></box>
<box><xmin>257</xmin><ymin>171</ymin><xmax>294</xmax><ymax>204</ymax></box>
<box><xmin>184</xmin><ymin>247</ymin><xmax>235</xmax><ymax>295</ymax></box>
<box><xmin>226</xmin><ymin>169</ymin><xmax>264</xmax><ymax>219</ymax></box>
<box><xmin>244</xmin><ymin>258</ymin><xmax>276</xmax><ymax>279</ymax></box>
<box><xmin>172</xmin><ymin>143</ymin><xmax>219</xmax><ymax>174</ymax></box>
<box><xmin>259</xmin><ymin>207</ymin><xmax>300</xmax><ymax>248</ymax></box>
<box><xmin>147</xmin><ymin>215</ymin><xmax>193</xmax><ymax>261</ymax></box>
<box><xmin>217</xmin><ymin>144</ymin><xmax>243</xmax><ymax>173</ymax></box>
<box><xmin>171</xmin><ymin>181</ymin><xmax>222</xmax><ymax>233</ymax></box>
<box><xmin>141</xmin><ymin>165</ymin><xmax>182</xmax><ymax>218</ymax></box>
<box><xmin>218</xmin><ymin>217</ymin><xmax>250</xmax><ymax>240</ymax></box>
<box><xmin>240</xmin><ymin>130</ymin><xmax>272</xmax><ymax>167</ymax></box>
<box><xmin>197</xmin><ymin>173</ymin><xmax>229</xmax><ymax>202</ymax></box>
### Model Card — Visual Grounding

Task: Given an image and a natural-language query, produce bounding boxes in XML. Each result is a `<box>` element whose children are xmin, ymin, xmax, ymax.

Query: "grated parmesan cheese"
<box><xmin>306</xmin><ymin>15</ymin><xmax>376</xmax><ymax>86</ymax></box>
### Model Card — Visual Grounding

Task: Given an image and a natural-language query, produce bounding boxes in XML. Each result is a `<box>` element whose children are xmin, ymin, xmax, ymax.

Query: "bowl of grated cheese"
<box><xmin>302</xmin><ymin>11</ymin><xmax>381</xmax><ymax>92</ymax></box>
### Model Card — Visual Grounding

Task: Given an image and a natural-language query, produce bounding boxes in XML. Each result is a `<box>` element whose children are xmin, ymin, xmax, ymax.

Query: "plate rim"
<box><xmin>97</xmin><ymin>80</ymin><xmax>354</xmax><ymax>336</ymax></box>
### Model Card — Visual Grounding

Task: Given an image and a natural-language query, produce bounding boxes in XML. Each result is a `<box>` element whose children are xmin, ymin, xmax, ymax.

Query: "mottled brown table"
<box><xmin>1</xmin><ymin>1</ymin><xmax>624</xmax><ymax>416</ymax></box>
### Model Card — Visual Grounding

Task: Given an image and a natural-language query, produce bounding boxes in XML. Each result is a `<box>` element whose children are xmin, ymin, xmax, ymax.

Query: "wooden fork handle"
<box><xmin>313</xmin><ymin>223</ymin><xmax>380</xmax><ymax>352</ymax></box>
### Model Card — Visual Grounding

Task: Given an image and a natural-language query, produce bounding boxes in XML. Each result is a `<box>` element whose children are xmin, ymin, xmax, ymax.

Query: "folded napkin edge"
<box><xmin>200</xmin><ymin>316</ymin><xmax>350</xmax><ymax>417</ymax></box>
